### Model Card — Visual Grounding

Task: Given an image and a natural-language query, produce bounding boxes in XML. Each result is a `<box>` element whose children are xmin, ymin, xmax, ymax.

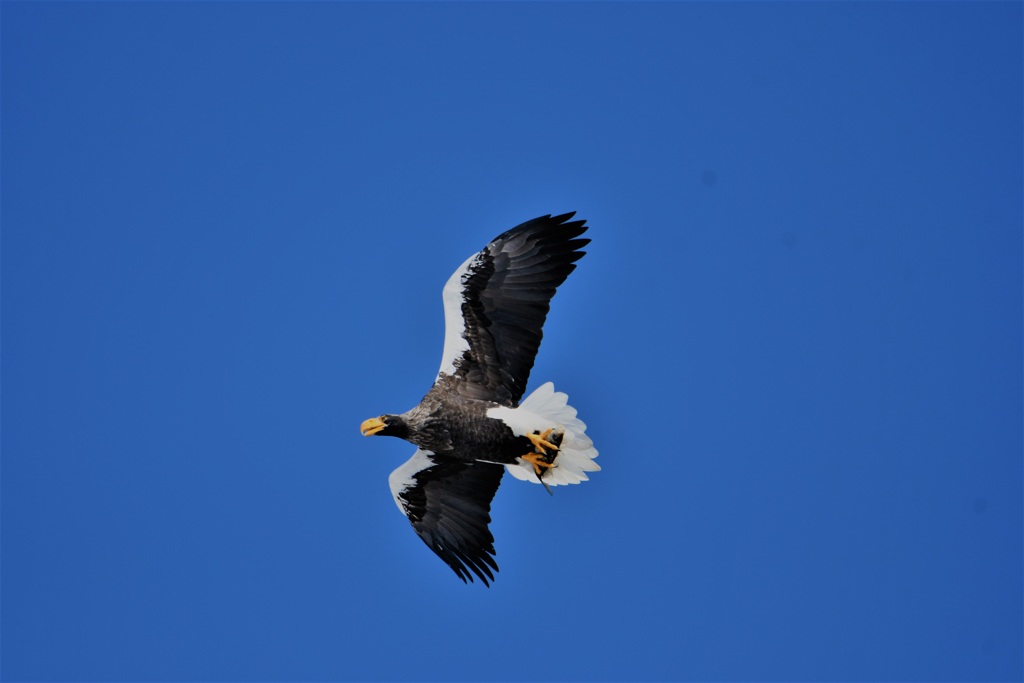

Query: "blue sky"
<box><xmin>2</xmin><ymin>2</ymin><xmax>1021</xmax><ymax>681</ymax></box>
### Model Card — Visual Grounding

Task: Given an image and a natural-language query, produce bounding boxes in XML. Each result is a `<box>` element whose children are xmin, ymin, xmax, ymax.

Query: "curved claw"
<box><xmin>521</xmin><ymin>452</ymin><xmax>557</xmax><ymax>477</ymax></box>
<box><xmin>526</xmin><ymin>429</ymin><xmax>558</xmax><ymax>453</ymax></box>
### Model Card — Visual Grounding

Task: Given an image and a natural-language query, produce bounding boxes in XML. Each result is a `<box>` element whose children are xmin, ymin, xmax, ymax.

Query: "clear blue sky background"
<box><xmin>2</xmin><ymin>3</ymin><xmax>1021</xmax><ymax>681</ymax></box>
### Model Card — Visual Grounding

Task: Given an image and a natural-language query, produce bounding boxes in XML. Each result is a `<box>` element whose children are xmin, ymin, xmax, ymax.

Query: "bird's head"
<box><xmin>360</xmin><ymin>414</ymin><xmax>409</xmax><ymax>439</ymax></box>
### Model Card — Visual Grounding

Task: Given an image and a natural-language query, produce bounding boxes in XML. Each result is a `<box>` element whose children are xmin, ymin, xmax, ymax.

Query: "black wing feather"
<box><xmin>447</xmin><ymin>212</ymin><xmax>589</xmax><ymax>405</ymax></box>
<box><xmin>390</xmin><ymin>453</ymin><xmax>505</xmax><ymax>585</ymax></box>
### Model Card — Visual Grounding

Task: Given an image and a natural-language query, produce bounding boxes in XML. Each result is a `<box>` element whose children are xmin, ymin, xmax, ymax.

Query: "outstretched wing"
<box><xmin>435</xmin><ymin>212</ymin><xmax>589</xmax><ymax>406</ymax></box>
<box><xmin>388</xmin><ymin>450</ymin><xmax>505</xmax><ymax>585</ymax></box>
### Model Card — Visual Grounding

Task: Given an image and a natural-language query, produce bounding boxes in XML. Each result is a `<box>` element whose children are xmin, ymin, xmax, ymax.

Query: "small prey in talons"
<box><xmin>520</xmin><ymin>428</ymin><xmax>564</xmax><ymax>495</ymax></box>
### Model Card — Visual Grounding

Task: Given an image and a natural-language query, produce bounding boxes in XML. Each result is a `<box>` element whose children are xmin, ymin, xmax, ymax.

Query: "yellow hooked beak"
<box><xmin>360</xmin><ymin>417</ymin><xmax>386</xmax><ymax>437</ymax></box>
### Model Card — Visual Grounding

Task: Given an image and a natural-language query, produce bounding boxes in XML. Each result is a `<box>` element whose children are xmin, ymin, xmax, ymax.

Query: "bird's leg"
<box><xmin>520</xmin><ymin>428</ymin><xmax>564</xmax><ymax>477</ymax></box>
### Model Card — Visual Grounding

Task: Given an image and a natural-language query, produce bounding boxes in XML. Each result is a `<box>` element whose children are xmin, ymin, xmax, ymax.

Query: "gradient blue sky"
<box><xmin>3</xmin><ymin>2</ymin><xmax>1021</xmax><ymax>681</ymax></box>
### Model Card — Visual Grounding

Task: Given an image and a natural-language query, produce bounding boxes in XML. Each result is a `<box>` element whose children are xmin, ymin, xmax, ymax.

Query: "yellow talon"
<box><xmin>521</xmin><ymin>452</ymin><xmax>557</xmax><ymax>477</ymax></box>
<box><xmin>526</xmin><ymin>429</ymin><xmax>558</xmax><ymax>453</ymax></box>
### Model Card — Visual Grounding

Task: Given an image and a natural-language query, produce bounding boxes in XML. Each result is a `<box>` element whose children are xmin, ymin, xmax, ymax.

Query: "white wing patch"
<box><xmin>388</xmin><ymin>449</ymin><xmax>436</xmax><ymax>515</ymax></box>
<box><xmin>436</xmin><ymin>252</ymin><xmax>480</xmax><ymax>380</ymax></box>
<box><xmin>487</xmin><ymin>382</ymin><xmax>600</xmax><ymax>486</ymax></box>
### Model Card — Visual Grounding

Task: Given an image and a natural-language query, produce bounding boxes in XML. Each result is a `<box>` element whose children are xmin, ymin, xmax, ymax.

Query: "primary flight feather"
<box><xmin>360</xmin><ymin>212</ymin><xmax>599</xmax><ymax>585</ymax></box>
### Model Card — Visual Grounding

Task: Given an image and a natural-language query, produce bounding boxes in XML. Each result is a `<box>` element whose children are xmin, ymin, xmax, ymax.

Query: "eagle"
<box><xmin>360</xmin><ymin>212</ymin><xmax>600</xmax><ymax>585</ymax></box>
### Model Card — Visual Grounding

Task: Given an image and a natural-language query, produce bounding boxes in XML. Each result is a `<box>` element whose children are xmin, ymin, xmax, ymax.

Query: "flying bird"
<box><xmin>360</xmin><ymin>212</ymin><xmax>600</xmax><ymax>585</ymax></box>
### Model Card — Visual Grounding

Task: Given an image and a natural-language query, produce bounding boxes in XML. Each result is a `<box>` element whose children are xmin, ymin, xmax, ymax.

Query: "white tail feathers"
<box><xmin>486</xmin><ymin>382</ymin><xmax>600</xmax><ymax>486</ymax></box>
